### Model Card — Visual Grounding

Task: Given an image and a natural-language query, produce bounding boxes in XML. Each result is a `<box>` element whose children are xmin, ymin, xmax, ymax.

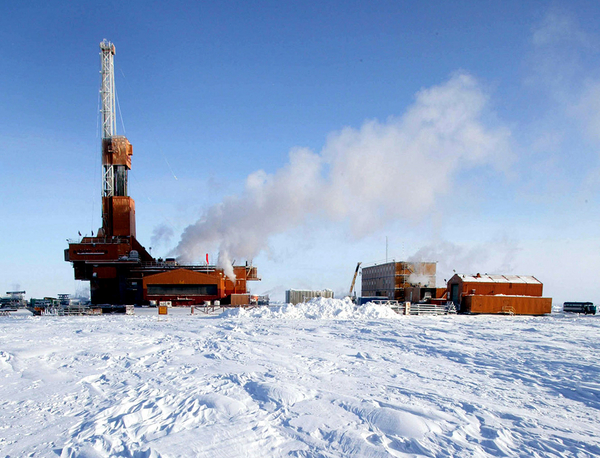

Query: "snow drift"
<box><xmin>222</xmin><ymin>297</ymin><xmax>401</xmax><ymax>320</ymax></box>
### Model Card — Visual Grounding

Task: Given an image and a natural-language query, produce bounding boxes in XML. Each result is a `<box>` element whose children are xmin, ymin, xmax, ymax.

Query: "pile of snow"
<box><xmin>223</xmin><ymin>296</ymin><xmax>401</xmax><ymax>319</ymax></box>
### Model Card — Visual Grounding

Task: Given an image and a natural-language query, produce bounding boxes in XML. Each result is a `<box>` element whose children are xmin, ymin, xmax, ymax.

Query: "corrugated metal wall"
<box><xmin>462</xmin><ymin>295</ymin><xmax>551</xmax><ymax>315</ymax></box>
<box><xmin>285</xmin><ymin>289</ymin><xmax>334</xmax><ymax>305</ymax></box>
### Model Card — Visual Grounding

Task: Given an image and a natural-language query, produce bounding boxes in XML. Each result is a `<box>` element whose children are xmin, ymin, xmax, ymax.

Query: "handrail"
<box><xmin>67</xmin><ymin>236</ymin><xmax>131</xmax><ymax>244</ymax></box>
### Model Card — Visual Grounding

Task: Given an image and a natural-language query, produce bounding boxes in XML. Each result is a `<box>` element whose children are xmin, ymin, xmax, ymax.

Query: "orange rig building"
<box><xmin>65</xmin><ymin>40</ymin><xmax>259</xmax><ymax>308</ymax></box>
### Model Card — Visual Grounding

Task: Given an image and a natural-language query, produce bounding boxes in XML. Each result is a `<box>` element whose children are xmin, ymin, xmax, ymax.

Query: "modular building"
<box><xmin>461</xmin><ymin>295</ymin><xmax>551</xmax><ymax>315</ymax></box>
<box><xmin>361</xmin><ymin>261</ymin><xmax>436</xmax><ymax>301</ymax></box>
<box><xmin>286</xmin><ymin>289</ymin><xmax>334</xmax><ymax>305</ymax></box>
<box><xmin>447</xmin><ymin>273</ymin><xmax>551</xmax><ymax>315</ymax></box>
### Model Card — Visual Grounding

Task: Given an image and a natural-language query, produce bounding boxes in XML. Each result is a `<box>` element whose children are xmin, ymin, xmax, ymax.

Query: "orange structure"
<box><xmin>447</xmin><ymin>274</ymin><xmax>551</xmax><ymax>315</ymax></box>
<box><xmin>100</xmin><ymin>136</ymin><xmax>135</xmax><ymax>237</ymax></box>
<box><xmin>65</xmin><ymin>41</ymin><xmax>260</xmax><ymax>308</ymax></box>
<box><xmin>448</xmin><ymin>273</ymin><xmax>543</xmax><ymax>299</ymax></box>
<box><xmin>143</xmin><ymin>265</ymin><xmax>259</xmax><ymax>306</ymax></box>
<box><xmin>461</xmin><ymin>295</ymin><xmax>551</xmax><ymax>316</ymax></box>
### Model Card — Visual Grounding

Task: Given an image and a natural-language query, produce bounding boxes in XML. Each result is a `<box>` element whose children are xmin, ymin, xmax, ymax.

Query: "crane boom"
<box><xmin>349</xmin><ymin>262</ymin><xmax>362</xmax><ymax>297</ymax></box>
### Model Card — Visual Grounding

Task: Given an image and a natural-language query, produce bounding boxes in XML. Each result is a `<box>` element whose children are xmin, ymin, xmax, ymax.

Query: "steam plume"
<box><xmin>175</xmin><ymin>73</ymin><xmax>511</xmax><ymax>272</ymax></box>
<box><xmin>151</xmin><ymin>223</ymin><xmax>174</xmax><ymax>249</ymax></box>
<box><xmin>410</xmin><ymin>237</ymin><xmax>521</xmax><ymax>285</ymax></box>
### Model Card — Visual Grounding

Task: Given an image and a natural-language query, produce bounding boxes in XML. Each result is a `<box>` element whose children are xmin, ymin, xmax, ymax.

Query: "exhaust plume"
<box><xmin>175</xmin><ymin>73</ymin><xmax>511</xmax><ymax>270</ymax></box>
<box><xmin>151</xmin><ymin>223</ymin><xmax>174</xmax><ymax>249</ymax></box>
<box><xmin>409</xmin><ymin>237</ymin><xmax>521</xmax><ymax>285</ymax></box>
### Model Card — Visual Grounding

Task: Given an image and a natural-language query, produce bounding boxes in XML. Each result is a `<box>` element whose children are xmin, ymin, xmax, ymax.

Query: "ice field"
<box><xmin>1</xmin><ymin>299</ymin><xmax>599</xmax><ymax>457</ymax></box>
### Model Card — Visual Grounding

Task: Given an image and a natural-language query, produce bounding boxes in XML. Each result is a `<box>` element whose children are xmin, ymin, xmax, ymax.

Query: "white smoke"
<box><xmin>407</xmin><ymin>273</ymin><xmax>434</xmax><ymax>287</ymax></box>
<box><xmin>409</xmin><ymin>237</ymin><xmax>522</xmax><ymax>285</ymax></box>
<box><xmin>217</xmin><ymin>248</ymin><xmax>236</xmax><ymax>281</ymax></box>
<box><xmin>151</xmin><ymin>223</ymin><xmax>174</xmax><ymax>249</ymax></box>
<box><xmin>175</xmin><ymin>73</ymin><xmax>511</xmax><ymax>272</ymax></box>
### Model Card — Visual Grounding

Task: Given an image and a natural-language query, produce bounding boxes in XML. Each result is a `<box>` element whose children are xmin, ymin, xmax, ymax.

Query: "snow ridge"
<box><xmin>223</xmin><ymin>297</ymin><xmax>401</xmax><ymax>320</ymax></box>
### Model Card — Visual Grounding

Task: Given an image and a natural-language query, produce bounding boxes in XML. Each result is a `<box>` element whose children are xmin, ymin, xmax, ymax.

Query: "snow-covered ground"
<box><xmin>1</xmin><ymin>298</ymin><xmax>599</xmax><ymax>457</ymax></box>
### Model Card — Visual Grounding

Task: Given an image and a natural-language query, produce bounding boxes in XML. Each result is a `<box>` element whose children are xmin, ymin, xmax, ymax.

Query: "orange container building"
<box><xmin>461</xmin><ymin>295</ymin><xmax>552</xmax><ymax>315</ymax></box>
<box><xmin>447</xmin><ymin>274</ymin><xmax>551</xmax><ymax>315</ymax></box>
<box><xmin>448</xmin><ymin>274</ymin><xmax>543</xmax><ymax>301</ymax></box>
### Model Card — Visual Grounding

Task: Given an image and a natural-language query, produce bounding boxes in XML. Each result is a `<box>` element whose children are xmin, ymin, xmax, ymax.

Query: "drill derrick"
<box><xmin>99</xmin><ymin>40</ymin><xmax>135</xmax><ymax>238</ymax></box>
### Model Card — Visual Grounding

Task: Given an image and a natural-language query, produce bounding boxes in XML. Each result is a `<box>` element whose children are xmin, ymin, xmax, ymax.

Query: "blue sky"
<box><xmin>1</xmin><ymin>1</ymin><xmax>600</xmax><ymax>303</ymax></box>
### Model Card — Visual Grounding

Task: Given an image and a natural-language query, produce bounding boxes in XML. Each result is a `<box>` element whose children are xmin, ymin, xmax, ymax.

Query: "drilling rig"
<box><xmin>65</xmin><ymin>40</ymin><xmax>259</xmax><ymax>308</ymax></box>
<box><xmin>65</xmin><ymin>40</ymin><xmax>152</xmax><ymax>307</ymax></box>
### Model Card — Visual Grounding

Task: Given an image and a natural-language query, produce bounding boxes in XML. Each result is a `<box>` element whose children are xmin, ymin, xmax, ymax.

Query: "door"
<box><xmin>451</xmin><ymin>283</ymin><xmax>459</xmax><ymax>304</ymax></box>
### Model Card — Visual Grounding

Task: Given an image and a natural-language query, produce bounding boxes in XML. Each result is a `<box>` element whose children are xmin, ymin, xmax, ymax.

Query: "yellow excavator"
<box><xmin>349</xmin><ymin>262</ymin><xmax>362</xmax><ymax>302</ymax></box>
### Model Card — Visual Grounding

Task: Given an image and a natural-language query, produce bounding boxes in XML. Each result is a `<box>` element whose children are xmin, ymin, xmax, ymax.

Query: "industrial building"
<box><xmin>65</xmin><ymin>41</ymin><xmax>259</xmax><ymax>307</ymax></box>
<box><xmin>447</xmin><ymin>273</ymin><xmax>551</xmax><ymax>315</ymax></box>
<box><xmin>361</xmin><ymin>261</ymin><xmax>436</xmax><ymax>301</ymax></box>
<box><xmin>286</xmin><ymin>289</ymin><xmax>334</xmax><ymax>305</ymax></box>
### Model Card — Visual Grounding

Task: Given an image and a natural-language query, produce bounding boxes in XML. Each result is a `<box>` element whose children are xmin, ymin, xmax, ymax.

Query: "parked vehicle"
<box><xmin>563</xmin><ymin>302</ymin><xmax>596</xmax><ymax>315</ymax></box>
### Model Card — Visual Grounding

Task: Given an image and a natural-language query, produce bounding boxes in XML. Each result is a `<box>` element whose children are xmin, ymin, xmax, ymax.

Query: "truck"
<box><xmin>563</xmin><ymin>302</ymin><xmax>596</xmax><ymax>315</ymax></box>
